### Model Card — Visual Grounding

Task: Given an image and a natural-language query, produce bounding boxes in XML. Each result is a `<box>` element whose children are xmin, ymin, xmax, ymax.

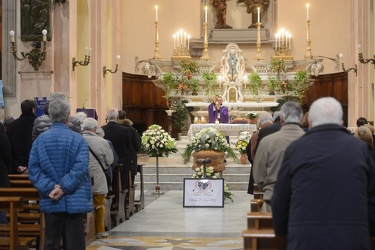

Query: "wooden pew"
<box><xmin>125</xmin><ymin>170</ymin><xmax>135</xmax><ymax>220</ymax></box>
<box><xmin>0</xmin><ymin>187</ymin><xmax>43</xmax><ymax>250</ymax></box>
<box><xmin>0</xmin><ymin>196</ymin><xmax>35</xmax><ymax>250</ymax></box>
<box><xmin>134</xmin><ymin>164</ymin><xmax>145</xmax><ymax>212</ymax></box>
<box><xmin>111</xmin><ymin>164</ymin><xmax>126</xmax><ymax>227</ymax></box>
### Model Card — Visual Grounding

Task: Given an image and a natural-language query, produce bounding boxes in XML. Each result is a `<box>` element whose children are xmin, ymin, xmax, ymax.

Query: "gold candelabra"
<box><xmin>358</xmin><ymin>52</ymin><xmax>375</xmax><ymax>68</ymax></box>
<box><xmin>9</xmin><ymin>29</ymin><xmax>48</xmax><ymax>71</ymax></box>
<box><xmin>341</xmin><ymin>63</ymin><xmax>357</xmax><ymax>76</ymax></box>
<box><xmin>201</xmin><ymin>22</ymin><xmax>210</xmax><ymax>60</ymax></box>
<box><xmin>305</xmin><ymin>20</ymin><xmax>313</xmax><ymax>60</ymax></box>
<box><xmin>171</xmin><ymin>29</ymin><xmax>191</xmax><ymax>61</ymax></box>
<box><xmin>255</xmin><ymin>22</ymin><xmax>263</xmax><ymax>61</ymax></box>
<box><xmin>103</xmin><ymin>55</ymin><xmax>121</xmax><ymax>78</ymax></box>
<box><xmin>273</xmin><ymin>29</ymin><xmax>293</xmax><ymax>60</ymax></box>
<box><xmin>72</xmin><ymin>47</ymin><xmax>91</xmax><ymax>71</ymax></box>
<box><xmin>153</xmin><ymin>21</ymin><xmax>162</xmax><ymax>60</ymax></box>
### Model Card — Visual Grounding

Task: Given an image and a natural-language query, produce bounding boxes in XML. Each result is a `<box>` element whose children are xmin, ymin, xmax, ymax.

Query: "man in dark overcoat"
<box><xmin>272</xmin><ymin>97</ymin><xmax>375</xmax><ymax>250</ymax></box>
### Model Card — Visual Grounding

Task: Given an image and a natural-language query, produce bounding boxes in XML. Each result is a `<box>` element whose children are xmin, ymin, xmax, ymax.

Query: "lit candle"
<box><xmin>180</xmin><ymin>29</ymin><xmax>183</xmax><ymax>46</ymax></box>
<box><xmin>184</xmin><ymin>32</ymin><xmax>187</xmax><ymax>48</ymax></box>
<box><xmin>285</xmin><ymin>31</ymin><xmax>288</xmax><ymax>48</ymax></box>
<box><xmin>173</xmin><ymin>34</ymin><xmax>176</xmax><ymax>50</ymax></box>
<box><xmin>281</xmin><ymin>29</ymin><xmax>285</xmax><ymax>48</ymax></box>
<box><xmin>155</xmin><ymin>5</ymin><xmax>158</xmax><ymax>22</ymax></box>
<box><xmin>9</xmin><ymin>30</ymin><xmax>15</xmax><ymax>43</ymax></box>
<box><xmin>257</xmin><ymin>7</ymin><xmax>260</xmax><ymax>23</ymax></box>
<box><xmin>116</xmin><ymin>55</ymin><xmax>121</xmax><ymax>62</ymax></box>
<box><xmin>188</xmin><ymin>35</ymin><xmax>191</xmax><ymax>51</ymax></box>
<box><xmin>306</xmin><ymin>4</ymin><xmax>310</xmax><ymax>20</ymax></box>
<box><xmin>42</xmin><ymin>29</ymin><xmax>47</xmax><ymax>42</ymax></box>
<box><xmin>358</xmin><ymin>44</ymin><xmax>362</xmax><ymax>54</ymax></box>
<box><xmin>288</xmin><ymin>34</ymin><xmax>291</xmax><ymax>49</ymax></box>
<box><xmin>205</xmin><ymin>6</ymin><xmax>208</xmax><ymax>23</ymax></box>
<box><xmin>275</xmin><ymin>34</ymin><xmax>278</xmax><ymax>49</ymax></box>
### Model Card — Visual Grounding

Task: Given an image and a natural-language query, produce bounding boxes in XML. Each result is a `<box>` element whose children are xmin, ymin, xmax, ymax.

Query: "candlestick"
<box><xmin>155</xmin><ymin>5</ymin><xmax>158</xmax><ymax>22</ymax></box>
<box><xmin>116</xmin><ymin>54</ymin><xmax>121</xmax><ymax>62</ymax></box>
<box><xmin>201</xmin><ymin>22</ymin><xmax>210</xmax><ymax>60</ymax></box>
<box><xmin>205</xmin><ymin>6</ymin><xmax>208</xmax><ymax>23</ymax></box>
<box><xmin>305</xmin><ymin>20</ymin><xmax>313</xmax><ymax>60</ymax></box>
<box><xmin>306</xmin><ymin>3</ymin><xmax>310</xmax><ymax>21</ymax></box>
<box><xmin>257</xmin><ymin>7</ymin><xmax>260</xmax><ymax>23</ymax></box>
<box><xmin>255</xmin><ymin>21</ymin><xmax>263</xmax><ymax>60</ymax></box>
<box><xmin>153</xmin><ymin>20</ymin><xmax>162</xmax><ymax>60</ymax></box>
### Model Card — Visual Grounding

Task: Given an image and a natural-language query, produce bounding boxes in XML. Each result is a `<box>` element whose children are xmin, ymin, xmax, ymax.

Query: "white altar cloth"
<box><xmin>187</xmin><ymin>124</ymin><xmax>257</xmax><ymax>139</ymax></box>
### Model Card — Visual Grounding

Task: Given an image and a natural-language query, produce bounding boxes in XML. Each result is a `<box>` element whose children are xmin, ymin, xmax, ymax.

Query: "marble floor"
<box><xmin>87</xmin><ymin>190</ymin><xmax>252</xmax><ymax>250</ymax></box>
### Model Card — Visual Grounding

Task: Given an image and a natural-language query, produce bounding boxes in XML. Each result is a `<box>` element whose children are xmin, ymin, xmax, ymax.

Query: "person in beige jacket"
<box><xmin>82</xmin><ymin>118</ymin><xmax>114</xmax><ymax>239</ymax></box>
<box><xmin>253</xmin><ymin>101</ymin><xmax>305</xmax><ymax>212</ymax></box>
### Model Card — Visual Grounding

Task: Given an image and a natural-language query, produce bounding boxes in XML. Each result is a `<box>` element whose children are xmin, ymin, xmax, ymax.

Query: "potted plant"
<box><xmin>202</xmin><ymin>71</ymin><xmax>217</xmax><ymax>97</ymax></box>
<box><xmin>248</xmin><ymin>72</ymin><xmax>262</xmax><ymax>96</ymax></box>
<box><xmin>176</xmin><ymin>77</ymin><xmax>188</xmax><ymax>95</ymax></box>
<box><xmin>189</xmin><ymin>78</ymin><xmax>200</xmax><ymax>95</ymax></box>
<box><xmin>162</xmin><ymin>72</ymin><xmax>177</xmax><ymax>95</ymax></box>
<box><xmin>292</xmin><ymin>70</ymin><xmax>310</xmax><ymax>101</ymax></box>
<box><xmin>246</xmin><ymin>112</ymin><xmax>258</xmax><ymax>124</ymax></box>
<box><xmin>180</xmin><ymin>59</ymin><xmax>200</xmax><ymax>79</ymax></box>
<box><xmin>267</xmin><ymin>77</ymin><xmax>278</xmax><ymax>95</ymax></box>
<box><xmin>171</xmin><ymin>100</ymin><xmax>189</xmax><ymax>137</ymax></box>
<box><xmin>270</xmin><ymin>58</ymin><xmax>286</xmax><ymax>76</ymax></box>
<box><xmin>233</xmin><ymin>132</ymin><xmax>251</xmax><ymax>164</ymax></box>
<box><xmin>182</xmin><ymin>127</ymin><xmax>237</xmax><ymax>171</ymax></box>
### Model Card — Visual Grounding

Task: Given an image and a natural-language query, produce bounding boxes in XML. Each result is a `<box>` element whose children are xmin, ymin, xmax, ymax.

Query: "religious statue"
<box><xmin>21</xmin><ymin>0</ymin><xmax>50</xmax><ymax>41</ymax></box>
<box><xmin>237</xmin><ymin>0</ymin><xmax>270</xmax><ymax>28</ymax></box>
<box><xmin>210</xmin><ymin>0</ymin><xmax>233</xmax><ymax>29</ymax></box>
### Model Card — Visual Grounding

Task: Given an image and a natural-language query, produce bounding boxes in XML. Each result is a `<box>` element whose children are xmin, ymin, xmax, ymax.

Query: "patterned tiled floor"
<box><xmin>87</xmin><ymin>190</ymin><xmax>251</xmax><ymax>250</ymax></box>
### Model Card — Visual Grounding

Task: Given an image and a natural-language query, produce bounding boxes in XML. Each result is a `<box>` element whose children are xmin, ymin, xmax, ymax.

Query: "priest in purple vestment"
<box><xmin>208</xmin><ymin>96</ymin><xmax>229</xmax><ymax>124</ymax></box>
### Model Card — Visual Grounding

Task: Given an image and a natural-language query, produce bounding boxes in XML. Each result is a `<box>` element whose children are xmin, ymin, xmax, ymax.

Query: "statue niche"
<box><xmin>220</xmin><ymin>43</ymin><xmax>245</xmax><ymax>103</ymax></box>
<box><xmin>21</xmin><ymin>0</ymin><xmax>51</xmax><ymax>41</ymax></box>
<box><xmin>210</xmin><ymin>0</ymin><xmax>233</xmax><ymax>29</ymax></box>
<box><xmin>237</xmin><ymin>0</ymin><xmax>270</xmax><ymax>28</ymax></box>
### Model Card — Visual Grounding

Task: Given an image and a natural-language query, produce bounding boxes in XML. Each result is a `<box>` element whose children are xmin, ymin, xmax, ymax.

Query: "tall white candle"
<box><xmin>306</xmin><ymin>4</ymin><xmax>310</xmax><ymax>20</ymax></box>
<box><xmin>358</xmin><ymin>44</ymin><xmax>362</xmax><ymax>54</ymax></box>
<box><xmin>289</xmin><ymin>34</ymin><xmax>291</xmax><ymax>49</ymax></box>
<box><xmin>205</xmin><ymin>6</ymin><xmax>208</xmax><ymax>23</ymax></box>
<box><xmin>257</xmin><ymin>7</ymin><xmax>260</xmax><ymax>23</ymax></box>
<box><xmin>180</xmin><ymin>29</ymin><xmax>183</xmax><ymax>46</ymax></box>
<box><xmin>42</xmin><ymin>29</ymin><xmax>47</xmax><ymax>42</ymax></box>
<box><xmin>155</xmin><ymin>6</ymin><xmax>158</xmax><ymax>22</ymax></box>
<box><xmin>275</xmin><ymin>34</ymin><xmax>278</xmax><ymax>49</ymax></box>
<box><xmin>173</xmin><ymin>34</ymin><xmax>176</xmax><ymax>50</ymax></box>
<box><xmin>184</xmin><ymin>32</ymin><xmax>187</xmax><ymax>48</ymax></box>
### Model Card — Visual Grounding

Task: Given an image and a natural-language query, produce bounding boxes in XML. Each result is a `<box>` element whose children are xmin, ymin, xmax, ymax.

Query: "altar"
<box><xmin>187</xmin><ymin>123</ymin><xmax>257</xmax><ymax>140</ymax></box>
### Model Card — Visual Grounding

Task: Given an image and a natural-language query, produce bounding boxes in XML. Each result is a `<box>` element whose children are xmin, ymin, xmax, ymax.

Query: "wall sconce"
<box><xmin>358</xmin><ymin>44</ymin><xmax>375</xmax><ymax>68</ymax></box>
<box><xmin>103</xmin><ymin>55</ymin><xmax>121</xmax><ymax>78</ymax></box>
<box><xmin>9</xmin><ymin>29</ymin><xmax>48</xmax><ymax>71</ymax></box>
<box><xmin>72</xmin><ymin>47</ymin><xmax>91</xmax><ymax>71</ymax></box>
<box><xmin>339</xmin><ymin>54</ymin><xmax>357</xmax><ymax>76</ymax></box>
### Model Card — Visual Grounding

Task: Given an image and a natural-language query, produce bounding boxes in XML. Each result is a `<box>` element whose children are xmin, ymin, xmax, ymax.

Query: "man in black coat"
<box><xmin>102</xmin><ymin>108</ymin><xmax>132</xmax><ymax>191</ymax></box>
<box><xmin>272</xmin><ymin>97</ymin><xmax>375</xmax><ymax>250</ymax></box>
<box><xmin>118</xmin><ymin>110</ymin><xmax>141</xmax><ymax>183</ymax></box>
<box><xmin>6</xmin><ymin>99</ymin><xmax>36</xmax><ymax>174</ymax></box>
<box><xmin>0</xmin><ymin>122</ymin><xmax>11</xmax><ymax>223</ymax></box>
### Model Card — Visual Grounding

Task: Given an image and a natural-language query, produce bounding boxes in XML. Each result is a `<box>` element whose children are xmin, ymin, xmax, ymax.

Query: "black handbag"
<box><xmin>88</xmin><ymin>147</ymin><xmax>111</xmax><ymax>189</ymax></box>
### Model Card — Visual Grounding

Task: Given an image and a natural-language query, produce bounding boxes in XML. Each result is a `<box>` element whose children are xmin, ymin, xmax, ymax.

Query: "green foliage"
<box><xmin>162</xmin><ymin>72</ymin><xmax>177</xmax><ymax>94</ymax></box>
<box><xmin>270</xmin><ymin>58</ymin><xmax>286</xmax><ymax>74</ymax></box>
<box><xmin>268</xmin><ymin>77</ymin><xmax>278</xmax><ymax>92</ymax></box>
<box><xmin>248</xmin><ymin>72</ymin><xmax>262</xmax><ymax>95</ymax></box>
<box><xmin>202</xmin><ymin>71</ymin><xmax>217</xmax><ymax>96</ymax></box>
<box><xmin>171</xmin><ymin>100</ymin><xmax>189</xmax><ymax>132</ymax></box>
<box><xmin>189</xmin><ymin>78</ymin><xmax>200</xmax><ymax>92</ymax></box>
<box><xmin>180</xmin><ymin>59</ymin><xmax>200</xmax><ymax>75</ymax></box>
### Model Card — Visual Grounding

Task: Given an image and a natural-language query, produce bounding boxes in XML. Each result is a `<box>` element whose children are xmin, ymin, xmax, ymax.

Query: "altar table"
<box><xmin>187</xmin><ymin>123</ymin><xmax>257</xmax><ymax>139</ymax></box>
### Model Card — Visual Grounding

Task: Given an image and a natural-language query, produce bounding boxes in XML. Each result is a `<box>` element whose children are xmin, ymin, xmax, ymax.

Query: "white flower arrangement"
<box><xmin>182</xmin><ymin>127</ymin><xmax>237</xmax><ymax>164</ymax></box>
<box><xmin>233</xmin><ymin>131</ymin><xmax>251</xmax><ymax>154</ymax></box>
<box><xmin>141</xmin><ymin>124</ymin><xmax>177</xmax><ymax>157</ymax></box>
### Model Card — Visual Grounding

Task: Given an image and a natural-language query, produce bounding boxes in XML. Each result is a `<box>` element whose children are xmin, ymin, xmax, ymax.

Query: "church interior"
<box><xmin>1</xmin><ymin>0</ymin><xmax>375</xmax><ymax>249</ymax></box>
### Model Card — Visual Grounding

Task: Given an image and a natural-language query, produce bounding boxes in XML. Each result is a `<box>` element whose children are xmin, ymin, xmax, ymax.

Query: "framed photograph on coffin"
<box><xmin>183</xmin><ymin>178</ymin><xmax>224</xmax><ymax>208</ymax></box>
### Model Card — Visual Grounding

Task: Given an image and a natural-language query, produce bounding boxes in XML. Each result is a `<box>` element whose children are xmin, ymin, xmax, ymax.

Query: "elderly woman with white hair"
<box><xmin>82</xmin><ymin>117</ymin><xmax>114</xmax><ymax>239</ymax></box>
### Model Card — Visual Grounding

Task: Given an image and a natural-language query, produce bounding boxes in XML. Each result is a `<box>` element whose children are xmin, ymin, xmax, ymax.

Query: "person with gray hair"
<box><xmin>246</xmin><ymin>112</ymin><xmax>273</xmax><ymax>194</ymax></box>
<box><xmin>253</xmin><ymin>101</ymin><xmax>305</xmax><ymax>212</ymax></box>
<box><xmin>82</xmin><ymin>118</ymin><xmax>114</xmax><ymax>239</ymax></box>
<box><xmin>28</xmin><ymin>97</ymin><xmax>93</xmax><ymax>250</ymax></box>
<box><xmin>272</xmin><ymin>97</ymin><xmax>375</xmax><ymax>249</ymax></box>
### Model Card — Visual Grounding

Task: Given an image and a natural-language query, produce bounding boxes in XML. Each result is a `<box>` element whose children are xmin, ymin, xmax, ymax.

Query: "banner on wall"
<box><xmin>34</xmin><ymin>97</ymin><xmax>48</xmax><ymax>117</ymax></box>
